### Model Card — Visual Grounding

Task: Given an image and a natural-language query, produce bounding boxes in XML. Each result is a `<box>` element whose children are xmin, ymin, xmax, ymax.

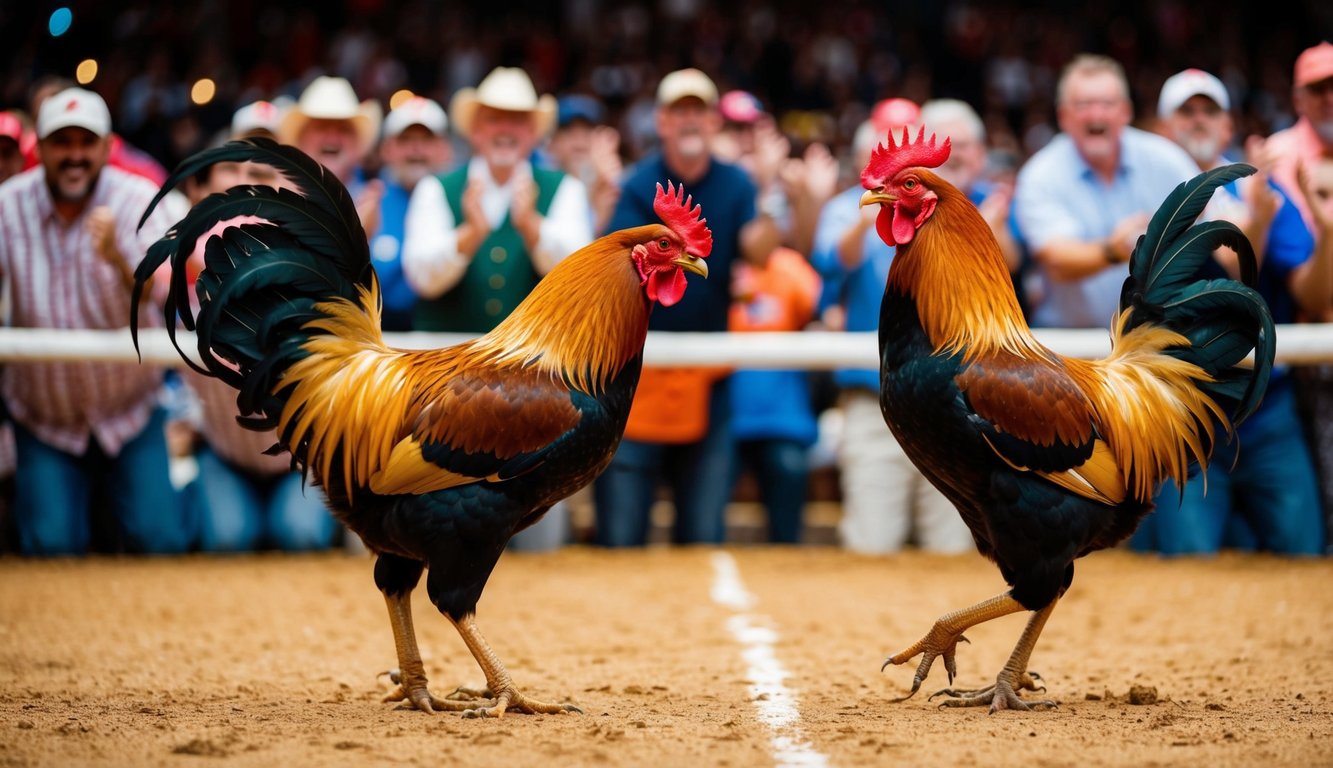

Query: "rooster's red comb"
<box><xmin>654</xmin><ymin>181</ymin><xmax>712</xmax><ymax>258</ymax></box>
<box><xmin>860</xmin><ymin>125</ymin><xmax>952</xmax><ymax>190</ymax></box>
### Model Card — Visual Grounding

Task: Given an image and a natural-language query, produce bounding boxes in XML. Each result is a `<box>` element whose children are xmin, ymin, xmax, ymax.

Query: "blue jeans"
<box><xmin>14</xmin><ymin>406</ymin><xmax>190</xmax><ymax>556</ymax></box>
<box><xmin>733</xmin><ymin>438</ymin><xmax>809</xmax><ymax>543</ymax></box>
<box><xmin>594</xmin><ymin>381</ymin><xmax>734</xmax><ymax>547</ymax></box>
<box><xmin>1132</xmin><ymin>385</ymin><xmax>1324</xmax><ymax>556</ymax></box>
<box><xmin>190</xmin><ymin>445</ymin><xmax>337</xmax><ymax>552</ymax></box>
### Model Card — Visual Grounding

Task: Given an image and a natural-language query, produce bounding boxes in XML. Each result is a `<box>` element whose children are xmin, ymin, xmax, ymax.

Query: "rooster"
<box><xmin>131</xmin><ymin>138</ymin><xmax>711</xmax><ymax>718</ymax></box>
<box><xmin>859</xmin><ymin>127</ymin><xmax>1273</xmax><ymax>713</ymax></box>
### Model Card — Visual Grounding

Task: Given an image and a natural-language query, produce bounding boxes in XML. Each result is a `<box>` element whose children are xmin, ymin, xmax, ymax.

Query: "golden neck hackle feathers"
<box><xmin>475</xmin><ymin>227</ymin><xmax>653</xmax><ymax>394</ymax></box>
<box><xmin>887</xmin><ymin>173</ymin><xmax>1045</xmax><ymax>362</ymax></box>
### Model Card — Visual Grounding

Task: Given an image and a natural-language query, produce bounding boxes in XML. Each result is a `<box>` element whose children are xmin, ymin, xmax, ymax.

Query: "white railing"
<box><xmin>0</xmin><ymin>324</ymin><xmax>1329</xmax><ymax>367</ymax></box>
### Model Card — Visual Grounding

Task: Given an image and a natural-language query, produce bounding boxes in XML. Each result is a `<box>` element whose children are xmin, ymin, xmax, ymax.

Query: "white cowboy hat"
<box><xmin>278</xmin><ymin>76</ymin><xmax>382</xmax><ymax>154</ymax></box>
<box><xmin>449</xmin><ymin>67</ymin><xmax>557</xmax><ymax>139</ymax></box>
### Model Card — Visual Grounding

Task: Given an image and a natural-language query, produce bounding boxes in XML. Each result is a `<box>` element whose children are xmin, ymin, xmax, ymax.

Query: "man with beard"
<box><xmin>279</xmin><ymin>76</ymin><xmax>382</xmax><ymax>239</ymax></box>
<box><xmin>368</xmin><ymin>96</ymin><xmax>452</xmax><ymax>331</ymax></box>
<box><xmin>1129</xmin><ymin>68</ymin><xmax>1328</xmax><ymax>556</ymax></box>
<box><xmin>402</xmin><ymin>67</ymin><xmax>591</xmax><ymax>334</ymax></box>
<box><xmin>1013</xmin><ymin>54</ymin><xmax>1198</xmax><ymax>329</ymax></box>
<box><xmin>592</xmin><ymin>67</ymin><xmax>780</xmax><ymax>547</ymax></box>
<box><xmin>0</xmin><ymin>88</ymin><xmax>188</xmax><ymax>555</ymax></box>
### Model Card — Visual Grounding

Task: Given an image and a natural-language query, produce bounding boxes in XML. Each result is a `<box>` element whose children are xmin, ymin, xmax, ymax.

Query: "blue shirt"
<box><xmin>810</xmin><ymin>184</ymin><xmax>894</xmax><ymax>391</ymax></box>
<box><xmin>608</xmin><ymin>153</ymin><xmax>758</xmax><ymax>332</ymax></box>
<box><xmin>1014</xmin><ymin>127</ymin><xmax>1199</xmax><ymax>328</ymax></box>
<box><xmin>368</xmin><ymin>173</ymin><xmax>418</xmax><ymax>331</ymax></box>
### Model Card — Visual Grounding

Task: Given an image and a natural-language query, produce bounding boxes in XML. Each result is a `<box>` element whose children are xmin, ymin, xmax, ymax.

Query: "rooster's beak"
<box><xmin>674</xmin><ymin>254</ymin><xmax>709</xmax><ymax>278</ymax></box>
<box><xmin>860</xmin><ymin>189</ymin><xmax>895</xmax><ymax>207</ymax></box>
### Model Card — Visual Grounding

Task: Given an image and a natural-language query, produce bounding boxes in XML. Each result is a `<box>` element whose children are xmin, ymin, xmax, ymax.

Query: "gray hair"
<box><xmin>918</xmin><ymin>99</ymin><xmax>985</xmax><ymax>143</ymax></box>
<box><xmin>1055</xmin><ymin>54</ymin><xmax>1130</xmax><ymax>106</ymax></box>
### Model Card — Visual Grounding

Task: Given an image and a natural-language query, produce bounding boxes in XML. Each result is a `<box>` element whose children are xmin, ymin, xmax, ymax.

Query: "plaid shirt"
<box><xmin>0</xmin><ymin>165</ymin><xmax>174</xmax><ymax>456</ymax></box>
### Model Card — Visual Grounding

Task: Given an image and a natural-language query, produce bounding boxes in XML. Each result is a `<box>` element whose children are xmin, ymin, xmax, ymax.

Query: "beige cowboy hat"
<box><xmin>449</xmin><ymin>67</ymin><xmax>557</xmax><ymax>139</ymax></box>
<box><xmin>278</xmin><ymin>76</ymin><xmax>382</xmax><ymax>154</ymax></box>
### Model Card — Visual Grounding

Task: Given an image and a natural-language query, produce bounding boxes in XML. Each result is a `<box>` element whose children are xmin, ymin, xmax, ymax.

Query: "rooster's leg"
<box><xmin>381</xmin><ymin>592</ymin><xmax>493</xmax><ymax>713</ymax></box>
<box><xmin>931</xmin><ymin>600</ymin><xmax>1060</xmax><ymax>713</ymax></box>
<box><xmin>449</xmin><ymin>614</ymin><xmax>581</xmax><ymax>718</ymax></box>
<box><xmin>885</xmin><ymin>592</ymin><xmax>1026</xmax><ymax>701</ymax></box>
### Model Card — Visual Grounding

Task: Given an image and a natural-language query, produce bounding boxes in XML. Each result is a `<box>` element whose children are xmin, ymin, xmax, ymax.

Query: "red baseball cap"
<box><xmin>1294</xmin><ymin>41</ymin><xmax>1333</xmax><ymax>89</ymax></box>
<box><xmin>0</xmin><ymin>111</ymin><xmax>22</xmax><ymax>143</ymax></box>
<box><xmin>871</xmin><ymin>98</ymin><xmax>921</xmax><ymax>133</ymax></box>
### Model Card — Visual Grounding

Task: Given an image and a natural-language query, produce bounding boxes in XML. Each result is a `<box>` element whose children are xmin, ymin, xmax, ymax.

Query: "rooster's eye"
<box><xmin>903</xmin><ymin>179</ymin><xmax>918</xmax><ymax>191</ymax></box>
<box><xmin>659</xmin><ymin>239</ymin><xmax>670</xmax><ymax>249</ymax></box>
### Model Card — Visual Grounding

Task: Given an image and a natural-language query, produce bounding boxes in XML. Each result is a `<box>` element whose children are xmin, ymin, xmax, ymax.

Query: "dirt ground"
<box><xmin>1</xmin><ymin>547</ymin><xmax>1330</xmax><ymax>768</ymax></box>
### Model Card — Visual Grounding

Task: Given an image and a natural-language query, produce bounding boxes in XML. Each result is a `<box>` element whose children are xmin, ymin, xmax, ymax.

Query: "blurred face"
<box><xmin>657</xmin><ymin>97</ymin><xmax>718</xmax><ymax>163</ymax></box>
<box><xmin>929</xmin><ymin>122</ymin><xmax>986</xmax><ymax>191</ymax></box>
<box><xmin>1058</xmin><ymin>70</ymin><xmax>1132</xmax><ymax>167</ymax></box>
<box><xmin>1310</xmin><ymin>158</ymin><xmax>1333</xmax><ymax>220</ymax></box>
<box><xmin>380</xmin><ymin>124</ymin><xmax>450</xmax><ymax>188</ymax></box>
<box><xmin>0</xmin><ymin>137</ymin><xmax>22</xmax><ymax>183</ymax></box>
<box><xmin>186</xmin><ymin>160</ymin><xmax>293</xmax><ymax>204</ymax></box>
<box><xmin>548</xmin><ymin>121</ymin><xmax>595</xmax><ymax>178</ymax></box>
<box><xmin>38</xmin><ymin>127</ymin><xmax>109</xmax><ymax>205</ymax></box>
<box><xmin>1295</xmin><ymin>77</ymin><xmax>1333</xmax><ymax>146</ymax></box>
<box><xmin>296</xmin><ymin>118</ymin><xmax>361</xmax><ymax>182</ymax></box>
<box><xmin>1165</xmin><ymin>94</ymin><xmax>1231</xmax><ymax>167</ymax></box>
<box><xmin>470</xmin><ymin>106</ymin><xmax>537</xmax><ymax>172</ymax></box>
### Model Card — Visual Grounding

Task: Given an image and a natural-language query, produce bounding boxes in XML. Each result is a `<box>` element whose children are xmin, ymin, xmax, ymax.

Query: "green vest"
<box><xmin>414</xmin><ymin>166</ymin><xmax>564</xmax><ymax>333</ymax></box>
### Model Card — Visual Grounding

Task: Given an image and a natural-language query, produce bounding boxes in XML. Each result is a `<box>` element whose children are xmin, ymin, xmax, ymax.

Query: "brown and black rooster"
<box><xmin>859</xmin><ymin>127</ymin><xmax>1273</xmax><ymax>712</ymax></box>
<box><xmin>132</xmin><ymin>138</ymin><xmax>711</xmax><ymax>718</ymax></box>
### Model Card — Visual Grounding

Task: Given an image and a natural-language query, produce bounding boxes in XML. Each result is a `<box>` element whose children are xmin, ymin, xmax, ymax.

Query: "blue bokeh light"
<box><xmin>49</xmin><ymin>8</ymin><xmax>73</xmax><ymax>37</ymax></box>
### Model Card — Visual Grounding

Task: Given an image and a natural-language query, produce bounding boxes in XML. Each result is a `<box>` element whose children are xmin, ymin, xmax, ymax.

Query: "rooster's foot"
<box><xmin>444</xmin><ymin>685</ymin><xmax>495</xmax><ymax>701</ymax></box>
<box><xmin>460</xmin><ymin>686</ymin><xmax>582</xmax><ymax>719</ymax></box>
<box><xmin>929</xmin><ymin>672</ymin><xmax>1056</xmax><ymax>714</ymax></box>
<box><xmin>882</xmin><ymin>632</ymin><xmax>970</xmax><ymax>702</ymax></box>
<box><xmin>381</xmin><ymin>669</ymin><xmax>495</xmax><ymax>714</ymax></box>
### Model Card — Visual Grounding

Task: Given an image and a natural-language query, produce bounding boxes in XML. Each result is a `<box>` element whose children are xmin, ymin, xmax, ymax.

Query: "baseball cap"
<box><xmin>657</xmin><ymin>68</ymin><xmax>719</xmax><ymax>107</ymax></box>
<box><xmin>231</xmin><ymin>98</ymin><xmax>289</xmax><ymax>139</ymax></box>
<box><xmin>0</xmin><ymin>111</ymin><xmax>22</xmax><ymax>143</ymax></box>
<box><xmin>557</xmin><ymin>95</ymin><xmax>604</xmax><ymax>128</ymax></box>
<box><xmin>383</xmin><ymin>97</ymin><xmax>447</xmax><ymax>138</ymax></box>
<box><xmin>719</xmin><ymin>90</ymin><xmax>763</xmax><ymax>124</ymax></box>
<box><xmin>36</xmin><ymin>87</ymin><xmax>111</xmax><ymax>139</ymax></box>
<box><xmin>1294</xmin><ymin>41</ymin><xmax>1333</xmax><ymax>89</ymax></box>
<box><xmin>870</xmin><ymin>98</ymin><xmax>921</xmax><ymax>134</ymax></box>
<box><xmin>1157</xmin><ymin>69</ymin><xmax>1230</xmax><ymax>119</ymax></box>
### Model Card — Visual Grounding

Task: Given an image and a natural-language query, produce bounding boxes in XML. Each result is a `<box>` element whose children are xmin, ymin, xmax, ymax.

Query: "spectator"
<box><xmin>27</xmin><ymin>75</ymin><xmax>169</xmax><ymax>188</ymax></box>
<box><xmin>230</xmin><ymin>98</ymin><xmax>288</xmax><ymax>141</ymax></box>
<box><xmin>810</xmin><ymin>107</ymin><xmax>974</xmax><ymax>555</ymax></box>
<box><xmin>371</xmin><ymin>96</ymin><xmax>452</xmax><ymax>331</ymax></box>
<box><xmin>403</xmin><ymin>66</ymin><xmax>592</xmax><ymax>333</ymax></box>
<box><xmin>1012</xmin><ymin>54</ymin><xmax>1199</xmax><ymax>329</ymax></box>
<box><xmin>544</xmin><ymin>94</ymin><xmax>623</xmax><ymax>236</ymax></box>
<box><xmin>728</xmin><ymin>247</ymin><xmax>822</xmax><ymax>543</ymax></box>
<box><xmin>917</xmin><ymin>99</ymin><xmax>1021</xmax><ymax>273</ymax></box>
<box><xmin>402</xmin><ymin>66</ymin><xmax>592</xmax><ymax>550</ymax></box>
<box><xmin>1295</xmin><ymin>156</ymin><xmax>1333</xmax><ymax>551</ymax></box>
<box><xmin>0</xmin><ymin>88</ymin><xmax>187</xmax><ymax>555</ymax></box>
<box><xmin>1263</xmin><ymin>41</ymin><xmax>1333</xmax><ymax>229</ymax></box>
<box><xmin>593</xmin><ymin>67</ymin><xmax>780</xmax><ymax>547</ymax></box>
<box><xmin>0</xmin><ymin>110</ymin><xmax>25</xmax><ymax>183</ymax></box>
<box><xmin>1131</xmin><ymin>68</ymin><xmax>1326</xmax><ymax>556</ymax></box>
<box><xmin>279</xmin><ymin>75</ymin><xmax>383</xmax><ymax>236</ymax></box>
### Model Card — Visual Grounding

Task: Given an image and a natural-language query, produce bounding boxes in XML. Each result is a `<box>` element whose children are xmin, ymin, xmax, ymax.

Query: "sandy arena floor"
<box><xmin>1</xmin><ymin>547</ymin><xmax>1330</xmax><ymax>767</ymax></box>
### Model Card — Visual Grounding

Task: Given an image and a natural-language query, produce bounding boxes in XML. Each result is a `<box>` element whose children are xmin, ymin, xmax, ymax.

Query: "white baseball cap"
<box><xmin>1157</xmin><ymin>69</ymin><xmax>1230</xmax><ymax>119</ymax></box>
<box><xmin>231</xmin><ymin>98</ymin><xmax>290</xmax><ymax>139</ymax></box>
<box><xmin>37</xmin><ymin>87</ymin><xmax>111</xmax><ymax>139</ymax></box>
<box><xmin>383</xmin><ymin>97</ymin><xmax>447</xmax><ymax>138</ymax></box>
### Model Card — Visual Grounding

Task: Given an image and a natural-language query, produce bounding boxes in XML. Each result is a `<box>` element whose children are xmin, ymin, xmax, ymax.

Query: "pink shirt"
<box><xmin>0</xmin><ymin>165</ymin><xmax>176</xmax><ymax>456</ymax></box>
<box><xmin>1267</xmin><ymin>117</ymin><xmax>1332</xmax><ymax>230</ymax></box>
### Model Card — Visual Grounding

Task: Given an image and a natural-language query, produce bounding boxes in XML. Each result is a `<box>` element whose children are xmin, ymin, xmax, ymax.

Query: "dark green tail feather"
<box><xmin>1117</xmin><ymin>163</ymin><xmax>1275</xmax><ymax>428</ymax></box>
<box><xmin>130</xmin><ymin>139</ymin><xmax>375</xmax><ymax>436</ymax></box>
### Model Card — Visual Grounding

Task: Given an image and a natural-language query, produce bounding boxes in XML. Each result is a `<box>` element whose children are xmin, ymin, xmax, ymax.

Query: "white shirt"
<box><xmin>401</xmin><ymin>157</ymin><xmax>593</xmax><ymax>299</ymax></box>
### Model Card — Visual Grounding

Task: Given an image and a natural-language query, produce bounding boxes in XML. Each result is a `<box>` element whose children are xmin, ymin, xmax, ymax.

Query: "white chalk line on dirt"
<box><xmin>710</xmin><ymin>552</ymin><xmax>830</xmax><ymax>768</ymax></box>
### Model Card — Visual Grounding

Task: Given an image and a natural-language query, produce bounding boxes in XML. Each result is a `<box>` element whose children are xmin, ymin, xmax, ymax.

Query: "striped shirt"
<box><xmin>0</xmin><ymin>165</ymin><xmax>175</xmax><ymax>456</ymax></box>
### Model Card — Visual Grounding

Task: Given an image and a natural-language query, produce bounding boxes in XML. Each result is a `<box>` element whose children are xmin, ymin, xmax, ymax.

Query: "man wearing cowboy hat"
<box><xmin>402</xmin><ymin>66</ymin><xmax>592</xmax><ymax>334</ymax></box>
<box><xmin>280</xmin><ymin>75</ymin><xmax>383</xmax><ymax>236</ymax></box>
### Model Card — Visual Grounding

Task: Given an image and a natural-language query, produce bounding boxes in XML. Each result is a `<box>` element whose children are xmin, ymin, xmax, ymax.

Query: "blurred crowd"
<box><xmin>0</xmin><ymin>1</ymin><xmax>1330</xmax><ymax>558</ymax></box>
